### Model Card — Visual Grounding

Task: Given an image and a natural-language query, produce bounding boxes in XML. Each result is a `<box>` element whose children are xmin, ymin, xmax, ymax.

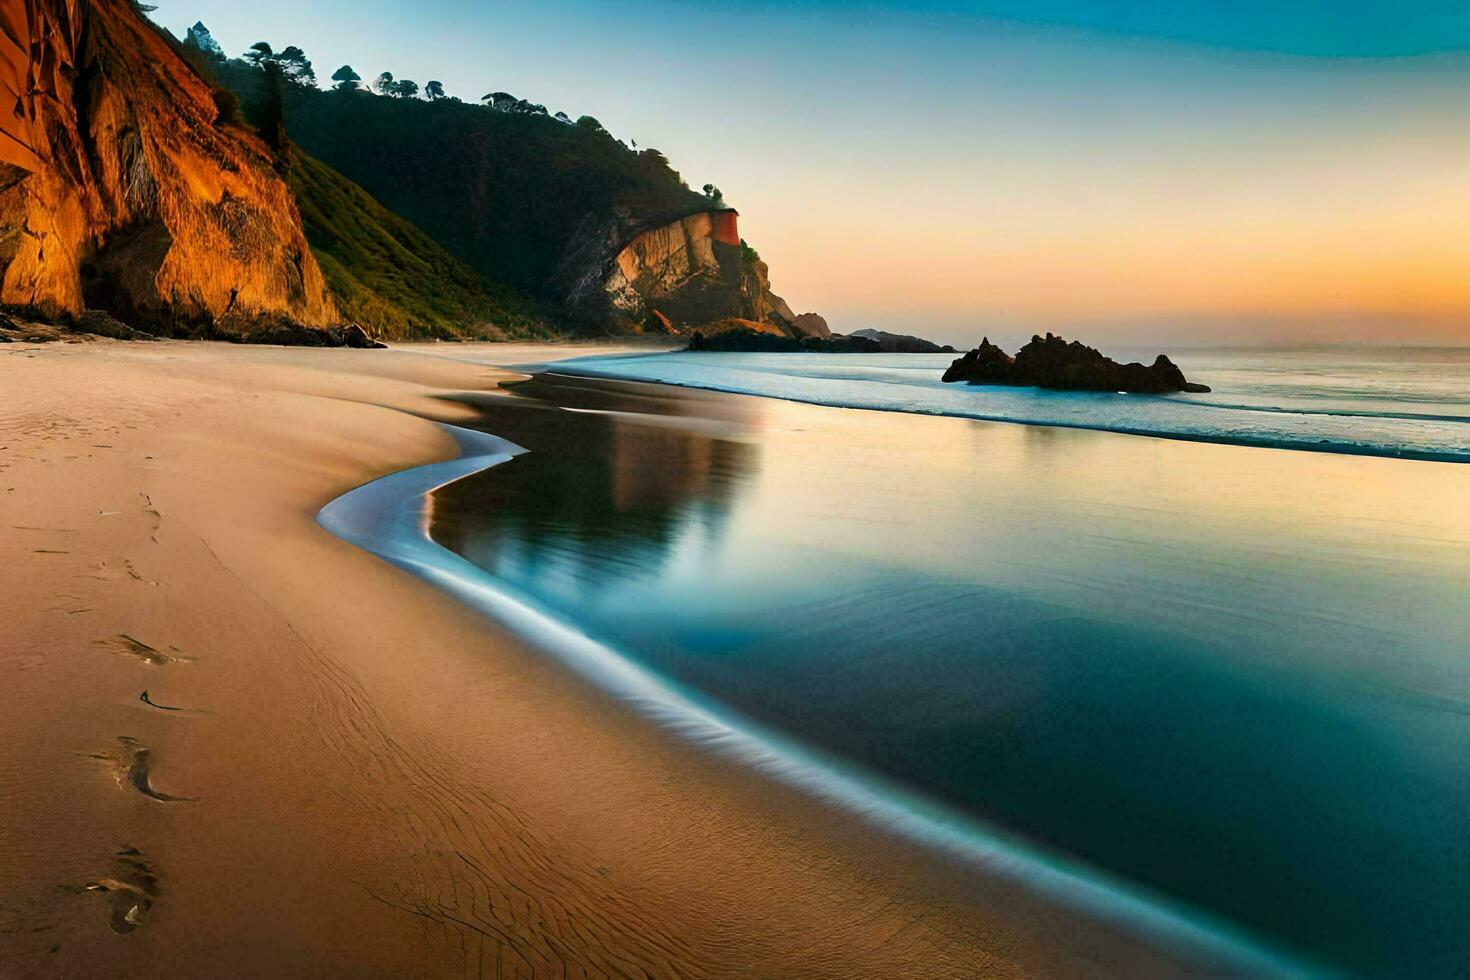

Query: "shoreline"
<box><xmin>319</xmin><ymin>414</ymin><xmax>1305</xmax><ymax>976</ymax></box>
<box><xmin>0</xmin><ymin>339</ymin><xmax>1272</xmax><ymax>975</ymax></box>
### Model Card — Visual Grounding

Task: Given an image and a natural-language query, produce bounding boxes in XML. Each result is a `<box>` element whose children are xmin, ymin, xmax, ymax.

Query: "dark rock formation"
<box><xmin>339</xmin><ymin>322</ymin><xmax>386</xmax><ymax>349</ymax></box>
<box><xmin>941</xmin><ymin>337</ymin><xmax>1014</xmax><ymax>383</ymax></box>
<box><xmin>814</xmin><ymin>334</ymin><xmax>883</xmax><ymax>353</ymax></box>
<box><xmin>791</xmin><ymin>313</ymin><xmax>831</xmax><ymax>339</ymax></box>
<box><xmin>689</xmin><ymin>328</ymin><xmax>802</xmax><ymax>352</ymax></box>
<box><xmin>688</xmin><ymin>326</ymin><xmax>881</xmax><ymax>354</ymax></box>
<box><xmin>851</xmin><ymin>329</ymin><xmax>955</xmax><ymax>354</ymax></box>
<box><xmin>78</xmin><ymin>310</ymin><xmax>156</xmax><ymax>341</ymax></box>
<box><xmin>943</xmin><ymin>334</ymin><xmax>1210</xmax><ymax>393</ymax></box>
<box><xmin>0</xmin><ymin>0</ymin><xmax>337</xmax><ymax>332</ymax></box>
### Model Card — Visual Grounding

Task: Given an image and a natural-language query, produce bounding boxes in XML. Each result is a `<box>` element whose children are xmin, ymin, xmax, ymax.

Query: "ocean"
<box><xmin>324</xmin><ymin>347</ymin><xmax>1470</xmax><ymax>975</ymax></box>
<box><xmin>550</xmin><ymin>345</ymin><xmax>1470</xmax><ymax>461</ymax></box>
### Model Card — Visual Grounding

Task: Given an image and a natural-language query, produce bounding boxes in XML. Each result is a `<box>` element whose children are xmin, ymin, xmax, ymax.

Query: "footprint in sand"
<box><xmin>76</xmin><ymin>736</ymin><xmax>194</xmax><ymax>803</ymax></box>
<box><xmin>138</xmin><ymin>493</ymin><xmax>161</xmax><ymax>543</ymax></box>
<box><xmin>123</xmin><ymin>742</ymin><xmax>193</xmax><ymax>803</ymax></box>
<box><xmin>123</xmin><ymin>560</ymin><xmax>158</xmax><ymax>586</ymax></box>
<box><xmin>62</xmin><ymin>846</ymin><xmax>158</xmax><ymax>934</ymax></box>
<box><xmin>94</xmin><ymin>634</ymin><xmax>193</xmax><ymax>666</ymax></box>
<box><xmin>138</xmin><ymin>690</ymin><xmax>182</xmax><ymax>711</ymax></box>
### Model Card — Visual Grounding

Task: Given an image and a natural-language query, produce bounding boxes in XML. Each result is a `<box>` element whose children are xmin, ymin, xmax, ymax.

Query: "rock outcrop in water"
<box><xmin>943</xmin><ymin>334</ymin><xmax>1210</xmax><ymax>393</ymax></box>
<box><xmin>688</xmin><ymin>325</ymin><xmax>881</xmax><ymax>353</ymax></box>
<box><xmin>686</xmin><ymin>321</ymin><xmax>956</xmax><ymax>354</ymax></box>
<box><xmin>0</xmin><ymin>0</ymin><xmax>337</xmax><ymax>334</ymax></box>
<box><xmin>850</xmin><ymin>329</ymin><xmax>955</xmax><ymax>353</ymax></box>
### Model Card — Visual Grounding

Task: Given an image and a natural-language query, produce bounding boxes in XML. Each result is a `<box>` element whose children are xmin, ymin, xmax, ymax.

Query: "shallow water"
<box><xmin>553</xmin><ymin>346</ymin><xmax>1470</xmax><ymax>460</ymax></box>
<box><xmin>425</xmin><ymin>374</ymin><xmax>1470</xmax><ymax>975</ymax></box>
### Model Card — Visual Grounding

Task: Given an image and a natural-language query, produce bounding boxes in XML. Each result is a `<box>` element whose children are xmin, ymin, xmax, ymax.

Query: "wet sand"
<box><xmin>1</xmin><ymin>339</ymin><xmax>1237</xmax><ymax>976</ymax></box>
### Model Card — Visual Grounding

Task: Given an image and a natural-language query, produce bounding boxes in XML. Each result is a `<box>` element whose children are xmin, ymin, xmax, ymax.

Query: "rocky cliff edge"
<box><xmin>0</xmin><ymin>0</ymin><xmax>337</xmax><ymax>332</ymax></box>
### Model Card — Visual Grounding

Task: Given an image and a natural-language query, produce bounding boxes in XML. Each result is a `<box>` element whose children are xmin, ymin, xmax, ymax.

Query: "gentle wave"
<box><xmin>550</xmin><ymin>351</ymin><xmax>1470</xmax><ymax>462</ymax></box>
<box><xmin>1178</xmin><ymin>401</ymin><xmax>1470</xmax><ymax>424</ymax></box>
<box><xmin>318</xmin><ymin>422</ymin><xmax>1314</xmax><ymax>977</ymax></box>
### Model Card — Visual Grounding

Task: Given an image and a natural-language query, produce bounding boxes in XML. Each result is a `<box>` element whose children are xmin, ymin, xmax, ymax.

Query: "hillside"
<box><xmin>171</xmin><ymin>24</ymin><xmax>825</xmax><ymax>339</ymax></box>
<box><xmin>0</xmin><ymin>5</ymin><xmax>823</xmax><ymax>344</ymax></box>
<box><xmin>210</xmin><ymin>56</ymin><xmax>709</xmax><ymax>306</ymax></box>
<box><xmin>287</xmin><ymin>153</ymin><xmax>554</xmax><ymax>339</ymax></box>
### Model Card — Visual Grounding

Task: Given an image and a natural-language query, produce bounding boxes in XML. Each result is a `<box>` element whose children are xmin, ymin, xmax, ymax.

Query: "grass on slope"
<box><xmin>288</xmin><ymin>152</ymin><xmax>556</xmax><ymax>340</ymax></box>
<box><xmin>210</xmin><ymin>57</ymin><xmax>707</xmax><ymax>302</ymax></box>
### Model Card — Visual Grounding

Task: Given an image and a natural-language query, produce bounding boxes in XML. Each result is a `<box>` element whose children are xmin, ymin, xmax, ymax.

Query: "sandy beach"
<box><xmin>0</xmin><ymin>339</ymin><xmax>1236</xmax><ymax>977</ymax></box>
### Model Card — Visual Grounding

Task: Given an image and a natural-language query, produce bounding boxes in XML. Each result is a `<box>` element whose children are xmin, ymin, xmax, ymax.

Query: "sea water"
<box><xmin>549</xmin><ymin>346</ymin><xmax>1470</xmax><ymax>461</ymax></box>
<box><xmin>412</xmin><ymin>353</ymin><xmax>1470</xmax><ymax>975</ymax></box>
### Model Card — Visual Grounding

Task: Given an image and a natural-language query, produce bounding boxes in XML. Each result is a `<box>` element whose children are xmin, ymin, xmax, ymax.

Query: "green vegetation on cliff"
<box><xmin>287</xmin><ymin>153</ymin><xmax>553</xmax><ymax>339</ymax></box>
<box><xmin>207</xmin><ymin>51</ymin><xmax>707</xmax><ymax>303</ymax></box>
<box><xmin>171</xmin><ymin>22</ymin><xmax>776</xmax><ymax>339</ymax></box>
<box><xmin>167</xmin><ymin>21</ymin><xmax>554</xmax><ymax>339</ymax></box>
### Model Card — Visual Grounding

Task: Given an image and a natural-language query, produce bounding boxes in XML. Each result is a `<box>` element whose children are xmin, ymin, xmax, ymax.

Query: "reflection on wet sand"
<box><xmin>432</xmin><ymin>375</ymin><xmax>757</xmax><ymax>594</ymax></box>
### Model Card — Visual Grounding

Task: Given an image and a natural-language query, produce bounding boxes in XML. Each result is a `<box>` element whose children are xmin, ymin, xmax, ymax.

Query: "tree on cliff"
<box><xmin>204</xmin><ymin>46</ymin><xmax>713</xmax><ymax>306</ymax></box>
<box><xmin>375</xmin><ymin>73</ymin><xmax>420</xmax><ymax>99</ymax></box>
<box><xmin>331</xmin><ymin>65</ymin><xmax>361</xmax><ymax>92</ymax></box>
<box><xmin>274</xmin><ymin>46</ymin><xmax>316</xmax><ymax>86</ymax></box>
<box><xmin>425</xmin><ymin>80</ymin><xmax>446</xmax><ymax>101</ymax></box>
<box><xmin>240</xmin><ymin>41</ymin><xmax>315</xmax><ymax>87</ymax></box>
<box><xmin>258</xmin><ymin>60</ymin><xmax>288</xmax><ymax>151</ymax></box>
<box><xmin>702</xmin><ymin>183</ymin><xmax>723</xmax><ymax>203</ymax></box>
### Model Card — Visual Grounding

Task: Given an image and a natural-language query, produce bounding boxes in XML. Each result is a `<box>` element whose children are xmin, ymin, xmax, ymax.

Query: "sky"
<box><xmin>153</xmin><ymin>1</ymin><xmax>1470</xmax><ymax>346</ymax></box>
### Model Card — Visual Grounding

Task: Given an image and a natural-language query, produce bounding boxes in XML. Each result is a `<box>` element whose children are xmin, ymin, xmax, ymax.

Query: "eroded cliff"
<box><xmin>0</xmin><ymin>0</ymin><xmax>336</xmax><ymax>332</ymax></box>
<box><xmin>557</xmin><ymin>206</ymin><xmax>819</xmax><ymax>336</ymax></box>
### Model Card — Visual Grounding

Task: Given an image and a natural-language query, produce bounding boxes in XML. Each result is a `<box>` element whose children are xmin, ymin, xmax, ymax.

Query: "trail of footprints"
<box><xmin>68</xmin><ymin>494</ymin><xmax>201</xmax><ymax>937</ymax></box>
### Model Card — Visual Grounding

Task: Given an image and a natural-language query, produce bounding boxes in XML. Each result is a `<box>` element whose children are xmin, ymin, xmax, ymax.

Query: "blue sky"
<box><xmin>152</xmin><ymin>1</ymin><xmax>1470</xmax><ymax>345</ymax></box>
<box><xmin>723</xmin><ymin>1</ymin><xmax>1470</xmax><ymax>57</ymax></box>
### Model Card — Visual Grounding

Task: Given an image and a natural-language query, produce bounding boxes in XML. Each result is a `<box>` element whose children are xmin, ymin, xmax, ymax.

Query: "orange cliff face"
<box><xmin>0</xmin><ymin>0</ymin><xmax>336</xmax><ymax>330</ymax></box>
<box><xmin>709</xmin><ymin>209</ymin><xmax>739</xmax><ymax>247</ymax></box>
<box><xmin>593</xmin><ymin>208</ymin><xmax>809</xmax><ymax>334</ymax></box>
